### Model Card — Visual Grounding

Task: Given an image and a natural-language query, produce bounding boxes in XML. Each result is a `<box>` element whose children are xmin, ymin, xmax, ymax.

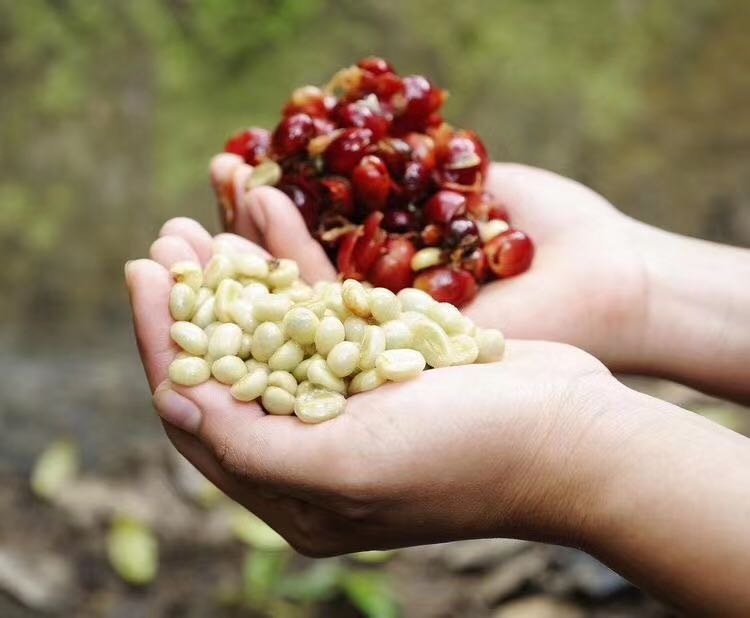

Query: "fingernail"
<box><xmin>152</xmin><ymin>388</ymin><xmax>202</xmax><ymax>434</ymax></box>
<box><xmin>124</xmin><ymin>260</ymin><xmax>134</xmax><ymax>285</ymax></box>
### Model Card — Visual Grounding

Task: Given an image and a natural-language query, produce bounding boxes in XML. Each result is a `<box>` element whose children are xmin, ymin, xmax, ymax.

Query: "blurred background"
<box><xmin>1</xmin><ymin>1</ymin><xmax>748</xmax><ymax>616</ymax></box>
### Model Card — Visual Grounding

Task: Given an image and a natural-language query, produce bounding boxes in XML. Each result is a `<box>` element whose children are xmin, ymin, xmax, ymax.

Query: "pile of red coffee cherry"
<box><xmin>220</xmin><ymin>57</ymin><xmax>533</xmax><ymax>306</ymax></box>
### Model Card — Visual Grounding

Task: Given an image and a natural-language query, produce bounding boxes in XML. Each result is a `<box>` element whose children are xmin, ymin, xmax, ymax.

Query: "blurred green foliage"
<box><xmin>0</xmin><ymin>0</ymin><xmax>748</xmax><ymax>343</ymax></box>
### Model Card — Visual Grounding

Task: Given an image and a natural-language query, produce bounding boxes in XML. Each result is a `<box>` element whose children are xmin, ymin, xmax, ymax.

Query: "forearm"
<box><xmin>629</xmin><ymin>222</ymin><xmax>750</xmax><ymax>402</ymax></box>
<box><xmin>579</xmin><ymin>382</ymin><xmax>750</xmax><ymax>616</ymax></box>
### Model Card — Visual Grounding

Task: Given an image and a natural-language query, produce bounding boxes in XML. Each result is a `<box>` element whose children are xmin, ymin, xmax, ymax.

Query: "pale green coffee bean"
<box><xmin>399</xmin><ymin>310</ymin><xmax>429</xmax><ymax>329</ymax></box>
<box><xmin>342</xmin><ymin>279</ymin><xmax>371</xmax><ymax>318</ymax></box>
<box><xmin>322</xmin><ymin>284</ymin><xmax>347</xmax><ymax>316</ymax></box>
<box><xmin>204</xmin><ymin>321</ymin><xmax>220</xmax><ymax>339</ymax></box>
<box><xmin>478</xmin><ymin>219</ymin><xmax>510</xmax><ymax>243</ymax></box>
<box><xmin>315</xmin><ymin>316</ymin><xmax>346</xmax><ymax>355</ymax></box>
<box><xmin>307</xmin><ymin>359</ymin><xmax>346</xmax><ymax>394</ymax></box>
<box><xmin>267</xmin><ymin>259</ymin><xmax>299</xmax><ymax>289</ymax></box>
<box><xmin>348</xmin><ymin>368</ymin><xmax>385</xmax><ymax>394</ymax></box>
<box><xmin>169</xmin><ymin>283</ymin><xmax>197</xmax><ymax>321</ymax></box>
<box><xmin>296</xmin><ymin>380</ymin><xmax>314</xmax><ymax>397</ymax></box>
<box><xmin>251</xmin><ymin>322</ymin><xmax>285</xmax><ymax>362</ymax></box>
<box><xmin>238</xmin><ymin>333</ymin><xmax>252</xmax><ymax>360</ymax></box>
<box><xmin>195</xmin><ymin>286</ymin><xmax>212</xmax><ymax>307</ymax></box>
<box><xmin>326</xmin><ymin>341</ymin><xmax>361</xmax><ymax>377</ymax></box>
<box><xmin>268</xmin><ymin>340</ymin><xmax>304</xmax><ymax>372</ymax></box>
<box><xmin>411</xmin><ymin>319</ymin><xmax>452</xmax><ymax>368</ymax></box>
<box><xmin>294</xmin><ymin>387</ymin><xmax>346</xmax><ymax>424</ymax></box>
<box><xmin>175</xmin><ymin>351</ymin><xmax>192</xmax><ymax>360</ymax></box>
<box><xmin>375</xmin><ymin>349</ymin><xmax>426</xmax><ymax>382</ymax></box>
<box><xmin>267</xmin><ymin>370</ymin><xmax>298</xmax><ymax>395</ymax></box>
<box><xmin>453</xmin><ymin>316</ymin><xmax>475</xmax><ymax>336</ymax></box>
<box><xmin>169</xmin><ymin>356</ymin><xmax>210</xmax><ymax>386</ymax></box>
<box><xmin>230</xmin><ymin>299</ymin><xmax>258</xmax><ymax>333</ymax></box>
<box><xmin>449</xmin><ymin>334</ymin><xmax>479</xmax><ymax>365</ymax></box>
<box><xmin>475</xmin><ymin>328</ymin><xmax>505</xmax><ymax>363</ymax></box>
<box><xmin>344</xmin><ymin>315</ymin><xmax>368</xmax><ymax>343</ymax></box>
<box><xmin>230</xmin><ymin>368</ymin><xmax>268</xmax><ymax>402</ymax></box>
<box><xmin>233</xmin><ymin>253</ymin><xmax>269</xmax><ymax>280</ymax></box>
<box><xmin>427</xmin><ymin>302</ymin><xmax>465</xmax><ymax>335</ymax></box>
<box><xmin>203</xmin><ymin>254</ymin><xmax>234</xmax><ymax>288</ymax></box>
<box><xmin>212</xmin><ymin>355</ymin><xmax>248</xmax><ymax>385</ymax></box>
<box><xmin>358</xmin><ymin>325</ymin><xmax>386</xmax><ymax>370</ymax></box>
<box><xmin>245</xmin><ymin>359</ymin><xmax>270</xmax><ymax>375</ymax></box>
<box><xmin>261</xmin><ymin>386</ymin><xmax>295</xmax><ymax>415</ymax></box>
<box><xmin>248</xmin><ymin>160</ymin><xmax>282</xmax><ymax>189</ymax></box>
<box><xmin>397</xmin><ymin>288</ymin><xmax>437</xmax><ymax>313</ymax></box>
<box><xmin>253</xmin><ymin>295</ymin><xmax>293</xmax><ymax>322</ymax></box>
<box><xmin>292</xmin><ymin>354</ymin><xmax>320</xmax><ymax>382</ymax></box>
<box><xmin>410</xmin><ymin>247</ymin><xmax>443</xmax><ymax>272</ymax></box>
<box><xmin>275</xmin><ymin>282</ymin><xmax>313</xmax><ymax>303</ymax></box>
<box><xmin>312</xmin><ymin>280</ymin><xmax>329</xmax><ymax>296</ymax></box>
<box><xmin>214</xmin><ymin>279</ymin><xmax>242</xmax><ymax>322</ymax></box>
<box><xmin>240</xmin><ymin>282</ymin><xmax>269</xmax><ymax>302</ymax></box>
<box><xmin>298</xmin><ymin>299</ymin><xmax>327</xmax><ymax>319</ymax></box>
<box><xmin>382</xmin><ymin>319</ymin><xmax>412</xmax><ymax>349</ymax></box>
<box><xmin>211</xmin><ymin>238</ymin><xmax>236</xmax><ymax>257</ymax></box>
<box><xmin>368</xmin><ymin>287</ymin><xmax>401</xmax><ymax>323</ymax></box>
<box><xmin>191</xmin><ymin>296</ymin><xmax>216</xmax><ymax>328</ymax></box>
<box><xmin>170</xmin><ymin>261</ymin><xmax>203</xmax><ymax>291</ymax></box>
<box><xmin>208</xmin><ymin>323</ymin><xmax>243</xmax><ymax>358</ymax></box>
<box><xmin>283</xmin><ymin>307</ymin><xmax>319</xmax><ymax>345</ymax></box>
<box><xmin>170</xmin><ymin>321</ymin><xmax>209</xmax><ymax>356</ymax></box>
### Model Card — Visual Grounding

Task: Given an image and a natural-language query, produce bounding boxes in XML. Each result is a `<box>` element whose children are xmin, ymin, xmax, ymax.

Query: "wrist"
<box><xmin>493</xmin><ymin>369</ymin><xmax>634</xmax><ymax>549</ymax></box>
<box><xmin>577</xmin><ymin>385</ymin><xmax>750</xmax><ymax>614</ymax></box>
<box><xmin>627</xmin><ymin>221</ymin><xmax>750</xmax><ymax>400</ymax></box>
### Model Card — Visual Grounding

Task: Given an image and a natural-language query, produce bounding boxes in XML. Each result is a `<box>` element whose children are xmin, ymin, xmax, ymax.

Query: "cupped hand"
<box><xmin>211</xmin><ymin>155</ymin><xmax>650</xmax><ymax>372</ymax></box>
<box><xmin>126</xmin><ymin>218</ymin><xmax>617</xmax><ymax>556</ymax></box>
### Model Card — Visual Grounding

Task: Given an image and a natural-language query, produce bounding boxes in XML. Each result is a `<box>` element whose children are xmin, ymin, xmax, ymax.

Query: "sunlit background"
<box><xmin>1</xmin><ymin>1</ymin><xmax>748</xmax><ymax>616</ymax></box>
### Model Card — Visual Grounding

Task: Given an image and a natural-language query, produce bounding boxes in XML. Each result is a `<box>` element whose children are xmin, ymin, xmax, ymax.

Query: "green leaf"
<box><xmin>242</xmin><ymin>549</ymin><xmax>289</xmax><ymax>608</ymax></box>
<box><xmin>107</xmin><ymin>517</ymin><xmax>158</xmax><ymax>586</ymax></box>
<box><xmin>278</xmin><ymin>560</ymin><xmax>343</xmax><ymax>604</ymax></box>
<box><xmin>351</xmin><ymin>550</ymin><xmax>396</xmax><ymax>564</ymax></box>
<box><xmin>693</xmin><ymin>406</ymin><xmax>745</xmax><ymax>433</ymax></box>
<box><xmin>342</xmin><ymin>571</ymin><xmax>399</xmax><ymax>618</ymax></box>
<box><xmin>30</xmin><ymin>439</ymin><xmax>79</xmax><ymax>500</ymax></box>
<box><xmin>231</xmin><ymin>509</ymin><xmax>289</xmax><ymax>551</ymax></box>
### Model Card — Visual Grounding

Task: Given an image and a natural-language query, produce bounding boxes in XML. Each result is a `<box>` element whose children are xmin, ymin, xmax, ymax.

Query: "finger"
<box><xmin>486</xmin><ymin>162</ymin><xmax>614</xmax><ymax>236</ymax></box>
<box><xmin>229</xmin><ymin>163</ymin><xmax>261</xmax><ymax>241</ymax></box>
<box><xmin>159</xmin><ymin>217</ymin><xmax>214</xmax><ymax>265</ymax></box>
<box><xmin>149</xmin><ymin>235</ymin><xmax>200</xmax><ymax>270</ymax></box>
<box><xmin>212</xmin><ymin>232</ymin><xmax>271</xmax><ymax>259</ymax></box>
<box><xmin>125</xmin><ymin>259</ymin><xmax>174</xmax><ymax>390</ymax></box>
<box><xmin>164</xmin><ymin>378</ymin><xmax>346</xmax><ymax>494</ymax></box>
<box><xmin>162</xmin><ymin>419</ymin><xmax>239</xmax><ymax>497</ymax></box>
<box><xmin>462</xmin><ymin>254</ymin><xmax>574</xmax><ymax>342</ymax></box>
<box><xmin>209</xmin><ymin>152</ymin><xmax>244</xmax><ymax>194</ymax></box>
<box><xmin>241</xmin><ymin>186</ymin><xmax>337</xmax><ymax>283</ymax></box>
<box><xmin>161</xmin><ymin>409</ymin><xmax>305</xmax><ymax>544</ymax></box>
<box><xmin>210</xmin><ymin>153</ymin><xmax>246</xmax><ymax>235</ymax></box>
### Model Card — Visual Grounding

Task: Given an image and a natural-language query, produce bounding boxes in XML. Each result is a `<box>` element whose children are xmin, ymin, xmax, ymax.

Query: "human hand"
<box><xmin>210</xmin><ymin>156</ymin><xmax>649</xmax><ymax>372</ymax></box>
<box><xmin>127</xmin><ymin>220</ymin><xmax>750</xmax><ymax>615</ymax></box>
<box><xmin>125</xmin><ymin>217</ymin><xmax>618</xmax><ymax>556</ymax></box>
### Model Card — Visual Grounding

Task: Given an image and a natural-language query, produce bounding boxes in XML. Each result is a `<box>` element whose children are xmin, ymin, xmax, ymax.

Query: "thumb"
<box><xmin>240</xmin><ymin>186</ymin><xmax>337</xmax><ymax>284</ymax></box>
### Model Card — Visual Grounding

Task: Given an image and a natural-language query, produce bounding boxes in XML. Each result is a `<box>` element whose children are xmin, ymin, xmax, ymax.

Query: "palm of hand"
<box><xmin>213</xmin><ymin>156</ymin><xmax>647</xmax><ymax>370</ymax></box>
<box><xmin>465</xmin><ymin>164</ymin><xmax>648</xmax><ymax>369</ymax></box>
<box><xmin>127</xmin><ymin>218</ymin><xmax>608</xmax><ymax>556</ymax></box>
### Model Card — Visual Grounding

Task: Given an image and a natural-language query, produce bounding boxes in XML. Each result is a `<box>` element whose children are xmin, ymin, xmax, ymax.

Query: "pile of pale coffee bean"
<box><xmin>166</xmin><ymin>246</ymin><xmax>504</xmax><ymax>423</ymax></box>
